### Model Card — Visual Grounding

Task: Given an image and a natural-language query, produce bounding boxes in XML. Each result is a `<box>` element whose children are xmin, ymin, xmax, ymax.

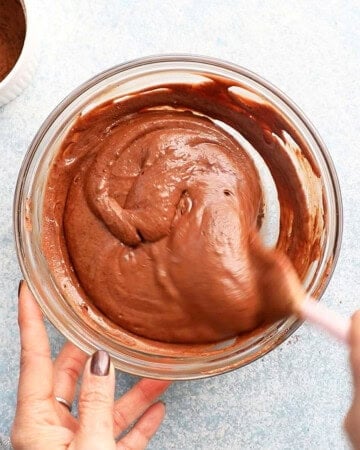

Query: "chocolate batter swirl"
<box><xmin>43</xmin><ymin>77</ymin><xmax>323</xmax><ymax>344</ymax></box>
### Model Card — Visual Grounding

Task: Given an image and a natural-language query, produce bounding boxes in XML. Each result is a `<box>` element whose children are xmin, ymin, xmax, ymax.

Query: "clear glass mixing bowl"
<box><xmin>14</xmin><ymin>55</ymin><xmax>342</xmax><ymax>380</ymax></box>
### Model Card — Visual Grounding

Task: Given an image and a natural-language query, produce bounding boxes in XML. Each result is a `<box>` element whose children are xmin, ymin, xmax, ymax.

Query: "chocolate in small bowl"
<box><xmin>0</xmin><ymin>0</ymin><xmax>26</xmax><ymax>82</ymax></box>
<box><xmin>0</xmin><ymin>0</ymin><xmax>37</xmax><ymax>106</ymax></box>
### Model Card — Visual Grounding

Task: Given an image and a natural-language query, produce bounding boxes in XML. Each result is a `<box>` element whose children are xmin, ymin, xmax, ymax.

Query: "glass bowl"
<box><xmin>14</xmin><ymin>55</ymin><xmax>342</xmax><ymax>380</ymax></box>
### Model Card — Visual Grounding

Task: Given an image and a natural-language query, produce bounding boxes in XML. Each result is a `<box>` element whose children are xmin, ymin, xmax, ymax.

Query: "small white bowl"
<box><xmin>0</xmin><ymin>0</ymin><xmax>38</xmax><ymax>106</ymax></box>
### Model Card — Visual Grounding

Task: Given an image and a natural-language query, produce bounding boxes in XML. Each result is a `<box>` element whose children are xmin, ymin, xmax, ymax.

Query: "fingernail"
<box><xmin>90</xmin><ymin>350</ymin><xmax>110</xmax><ymax>376</ymax></box>
<box><xmin>18</xmin><ymin>280</ymin><xmax>24</xmax><ymax>298</ymax></box>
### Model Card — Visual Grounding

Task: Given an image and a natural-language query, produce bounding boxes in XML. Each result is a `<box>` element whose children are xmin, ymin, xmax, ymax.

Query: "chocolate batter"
<box><xmin>0</xmin><ymin>0</ymin><xmax>26</xmax><ymax>82</ymax></box>
<box><xmin>42</xmin><ymin>77</ymin><xmax>323</xmax><ymax>344</ymax></box>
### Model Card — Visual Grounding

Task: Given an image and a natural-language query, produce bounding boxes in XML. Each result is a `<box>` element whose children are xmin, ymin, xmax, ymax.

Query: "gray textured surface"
<box><xmin>0</xmin><ymin>0</ymin><xmax>359</xmax><ymax>448</ymax></box>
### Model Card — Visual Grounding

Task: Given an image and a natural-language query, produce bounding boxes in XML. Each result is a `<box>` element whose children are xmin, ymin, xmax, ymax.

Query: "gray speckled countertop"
<box><xmin>1</xmin><ymin>1</ymin><xmax>359</xmax><ymax>448</ymax></box>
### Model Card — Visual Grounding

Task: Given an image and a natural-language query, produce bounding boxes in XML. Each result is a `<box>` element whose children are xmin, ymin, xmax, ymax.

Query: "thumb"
<box><xmin>76</xmin><ymin>350</ymin><xmax>116</xmax><ymax>449</ymax></box>
<box><xmin>350</xmin><ymin>311</ymin><xmax>360</xmax><ymax>392</ymax></box>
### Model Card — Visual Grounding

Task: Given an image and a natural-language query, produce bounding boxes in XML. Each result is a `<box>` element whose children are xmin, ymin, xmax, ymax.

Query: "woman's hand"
<box><xmin>345</xmin><ymin>311</ymin><xmax>360</xmax><ymax>449</ymax></box>
<box><xmin>11</xmin><ymin>281</ymin><xmax>170</xmax><ymax>450</ymax></box>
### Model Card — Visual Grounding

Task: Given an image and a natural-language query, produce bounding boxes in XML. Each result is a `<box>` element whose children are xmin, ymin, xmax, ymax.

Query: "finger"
<box><xmin>113</xmin><ymin>378</ymin><xmax>171</xmax><ymax>436</ymax></box>
<box><xmin>17</xmin><ymin>281</ymin><xmax>53</xmax><ymax>404</ymax></box>
<box><xmin>349</xmin><ymin>311</ymin><xmax>360</xmax><ymax>392</ymax></box>
<box><xmin>76</xmin><ymin>350</ymin><xmax>115</xmax><ymax>447</ymax></box>
<box><xmin>54</xmin><ymin>341</ymin><xmax>87</xmax><ymax>407</ymax></box>
<box><xmin>345</xmin><ymin>402</ymin><xmax>360</xmax><ymax>450</ymax></box>
<box><xmin>117</xmin><ymin>401</ymin><xmax>165</xmax><ymax>450</ymax></box>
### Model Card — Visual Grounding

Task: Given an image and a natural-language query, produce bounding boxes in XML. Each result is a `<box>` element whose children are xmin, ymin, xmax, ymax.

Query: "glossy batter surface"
<box><xmin>42</xmin><ymin>78</ymin><xmax>323</xmax><ymax>344</ymax></box>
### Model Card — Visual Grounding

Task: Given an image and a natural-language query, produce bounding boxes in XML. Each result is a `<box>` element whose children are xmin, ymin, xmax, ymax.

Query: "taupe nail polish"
<box><xmin>18</xmin><ymin>280</ymin><xmax>24</xmax><ymax>297</ymax></box>
<box><xmin>90</xmin><ymin>350</ymin><xmax>110</xmax><ymax>376</ymax></box>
